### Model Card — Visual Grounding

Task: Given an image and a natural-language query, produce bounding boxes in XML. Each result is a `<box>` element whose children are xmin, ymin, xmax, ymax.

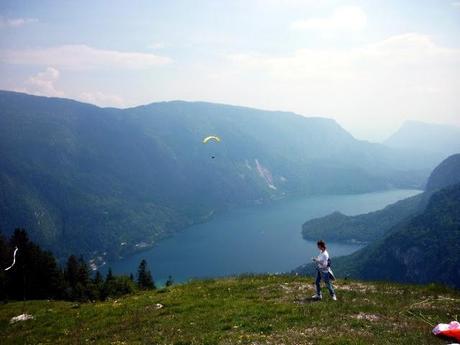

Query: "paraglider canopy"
<box><xmin>433</xmin><ymin>321</ymin><xmax>460</xmax><ymax>341</ymax></box>
<box><xmin>202</xmin><ymin>136</ymin><xmax>221</xmax><ymax>144</ymax></box>
<box><xmin>202</xmin><ymin>135</ymin><xmax>221</xmax><ymax>159</ymax></box>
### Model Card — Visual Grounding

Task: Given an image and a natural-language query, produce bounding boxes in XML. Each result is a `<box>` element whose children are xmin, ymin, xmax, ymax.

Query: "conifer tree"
<box><xmin>93</xmin><ymin>271</ymin><xmax>103</xmax><ymax>286</ymax></box>
<box><xmin>165</xmin><ymin>275</ymin><xmax>174</xmax><ymax>287</ymax></box>
<box><xmin>65</xmin><ymin>255</ymin><xmax>79</xmax><ymax>289</ymax></box>
<box><xmin>64</xmin><ymin>255</ymin><xmax>80</xmax><ymax>299</ymax></box>
<box><xmin>7</xmin><ymin>229</ymin><xmax>63</xmax><ymax>300</ymax></box>
<box><xmin>101</xmin><ymin>268</ymin><xmax>114</xmax><ymax>300</ymax></box>
<box><xmin>137</xmin><ymin>259</ymin><xmax>155</xmax><ymax>290</ymax></box>
<box><xmin>0</xmin><ymin>233</ymin><xmax>8</xmax><ymax>300</ymax></box>
<box><xmin>73</xmin><ymin>256</ymin><xmax>91</xmax><ymax>301</ymax></box>
<box><xmin>106</xmin><ymin>268</ymin><xmax>114</xmax><ymax>281</ymax></box>
<box><xmin>89</xmin><ymin>270</ymin><xmax>104</xmax><ymax>301</ymax></box>
<box><xmin>77</xmin><ymin>256</ymin><xmax>90</xmax><ymax>287</ymax></box>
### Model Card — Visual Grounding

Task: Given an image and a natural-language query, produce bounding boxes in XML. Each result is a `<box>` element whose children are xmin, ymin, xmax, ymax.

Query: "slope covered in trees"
<box><xmin>302</xmin><ymin>193</ymin><xmax>422</xmax><ymax>243</ymax></box>
<box><xmin>0</xmin><ymin>229</ymin><xmax>155</xmax><ymax>302</ymax></box>
<box><xmin>0</xmin><ymin>91</ymin><xmax>435</xmax><ymax>260</ymax></box>
<box><xmin>331</xmin><ymin>183</ymin><xmax>460</xmax><ymax>288</ymax></box>
<box><xmin>425</xmin><ymin>153</ymin><xmax>460</xmax><ymax>191</ymax></box>
<box><xmin>298</xmin><ymin>154</ymin><xmax>460</xmax><ymax>288</ymax></box>
<box><xmin>302</xmin><ymin>153</ymin><xmax>460</xmax><ymax>243</ymax></box>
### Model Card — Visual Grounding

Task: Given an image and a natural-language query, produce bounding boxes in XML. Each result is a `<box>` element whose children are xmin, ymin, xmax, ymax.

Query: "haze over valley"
<box><xmin>1</xmin><ymin>90</ymin><xmax>453</xmax><ymax>265</ymax></box>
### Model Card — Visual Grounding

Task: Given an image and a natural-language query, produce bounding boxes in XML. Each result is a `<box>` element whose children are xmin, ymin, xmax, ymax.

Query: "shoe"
<box><xmin>332</xmin><ymin>295</ymin><xmax>337</xmax><ymax>301</ymax></box>
<box><xmin>311</xmin><ymin>294</ymin><xmax>322</xmax><ymax>300</ymax></box>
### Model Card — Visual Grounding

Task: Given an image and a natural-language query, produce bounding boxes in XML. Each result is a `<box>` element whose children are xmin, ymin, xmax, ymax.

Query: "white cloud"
<box><xmin>78</xmin><ymin>91</ymin><xmax>126</xmax><ymax>108</ymax></box>
<box><xmin>24</xmin><ymin>67</ymin><xmax>64</xmax><ymax>97</ymax></box>
<box><xmin>16</xmin><ymin>67</ymin><xmax>126</xmax><ymax>107</ymax></box>
<box><xmin>254</xmin><ymin>0</ymin><xmax>320</xmax><ymax>7</ymax></box>
<box><xmin>291</xmin><ymin>6</ymin><xmax>367</xmax><ymax>31</ymax></box>
<box><xmin>0</xmin><ymin>44</ymin><xmax>172</xmax><ymax>70</ymax></box>
<box><xmin>148</xmin><ymin>42</ymin><xmax>166</xmax><ymax>49</ymax></box>
<box><xmin>0</xmin><ymin>16</ymin><xmax>38</xmax><ymax>28</ymax></box>
<box><xmin>227</xmin><ymin>33</ymin><xmax>459</xmax><ymax>82</ymax></box>
<box><xmin>218</xmin><ymin>33</ymin><xmax>460</xmax><ymax>140</ymax></box>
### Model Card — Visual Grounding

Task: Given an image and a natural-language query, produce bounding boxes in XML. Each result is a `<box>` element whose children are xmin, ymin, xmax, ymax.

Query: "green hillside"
<box><xmin>425</xmin><ymin>153</ymin><xmax>460</xmax><ymax>191</ymax></box>
<box><xmin>302</xmin><ymin>193</ymin><xmax>422</xmax><ymax>243</ymax></box>
<box><xmin>0</xmin><ymin>91</ymin><xmax>433</xmax><ymax>261</ymax></box>
<box><xmin>302</xmin><ymin>153</ymin><xmax>460</xmax><ymax>244</ymax></box>
<box><xmin>1</xmin><ymin>275</ymin><xmax>458</xmax><ymax>345</ymax></box>
<box><xmin>333</xmin><ymin>183</ymin><xmax>460</xmax><ymax>288</ymax></box>
<box><xmin>297</xmin><ymin>182</ymin><xmax>460</xmax><ymax>288</ymax></box>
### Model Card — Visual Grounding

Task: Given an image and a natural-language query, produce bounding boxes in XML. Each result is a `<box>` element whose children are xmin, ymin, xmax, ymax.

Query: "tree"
<box><xmin>0</xmin><ymin>228</ymin><xmax>156</xmax><ymax>301</ymax></box>
<box><xmin>89</xmin><ymin>271</ymin><xmax>104</xmax><ymax>301</ymax></box>
<box><xmin>6</xmin><ymin>229</ymin><xmax>63</xmax><ymax>300</ymax></box>
<box><xmin>63</xmin><ymin>255</ymin><xmax>93</xmax><ymax>301</ymax></box>
<box><xmin>64</xmin><ymin>255</ymin><xmax>79</xmax><ymax>299</ymax></box>
<box><xmin>102</xmin><ymin>268</ymin><xmax>137</xmax><ymax>299</ymax></box>
<box><xmin>103</xmin><ymin>276</ymin><xmax>136</xmax><ymax>298</ymax></box>
<box><xmin>165</xmin><ymin>275</ymin><xmax>174</xmax><ymax>287</ymax></box>
<box><xmin>137</xmin><ymin>259</ymin><xmax>155</xmax><ymax>290</ymax></box>
<box><xmin>101</xmin><ymin>268</ymin><xmax>115</xmax><ymax>300</ymax></box>
<box><xmin>106</xmin><ymin>268</ymin><xmax>114</xmax><ymax>282</ymax></box>
<box><xmin>93</xmin><ymin>271</ymin><xmax>103</xmax><ymax>286</ymax></box>
<box><xmin>77</xmin><ymin>256</ymin><xmax>90</xmax><ymax>287</ymax></box>
<box><xmin>37</xmin><ymin>249</ymin><xmax>65</xmax><ymax>299</ymax></box>
<box><xmin>0</xmin><ymin>232</ymin><xmax>9</xmax><ymax>301</ymax></box>
<box><xmin>71</xmin><ymin>256</ymin><xmax>91</xmax><ymax>301</ymax></box>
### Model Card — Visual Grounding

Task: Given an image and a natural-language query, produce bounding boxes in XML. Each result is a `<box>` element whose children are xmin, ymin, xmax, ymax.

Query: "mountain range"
<box><xmin>0</xmin><ymin>90</ymin><xmax>450</xmax><ymax>261</ymax></box>
<box><xmin>385</xmin><ymin>120</ymin><xmax>460</xmax><ymax>158</ymax></box>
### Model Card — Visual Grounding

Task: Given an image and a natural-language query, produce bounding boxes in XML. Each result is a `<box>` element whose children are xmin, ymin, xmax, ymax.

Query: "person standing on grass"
<box><xmin>311</xmin><ymin>240</ymin><xmax>337</xmax><ymax>301</ymax></box>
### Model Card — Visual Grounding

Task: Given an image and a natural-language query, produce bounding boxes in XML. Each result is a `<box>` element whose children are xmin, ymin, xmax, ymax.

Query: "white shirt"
<box><xmin>315</xmin><ymin>250</ymin><xmax>329</xmax><ymax>272</ymax></box>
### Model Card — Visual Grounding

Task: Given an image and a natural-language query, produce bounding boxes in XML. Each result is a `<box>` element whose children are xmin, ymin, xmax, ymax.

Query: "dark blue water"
<box><xmin>110</xmin><ymin>189</ymin><xmax>421</xmax><ymax>284</ymax></box>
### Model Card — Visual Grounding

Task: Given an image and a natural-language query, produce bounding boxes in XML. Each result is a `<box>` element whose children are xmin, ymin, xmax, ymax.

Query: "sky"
<box><xmin>0</xmin><ymin>0</ymin><xmax>459</xmax><ymax>141</ymax></box>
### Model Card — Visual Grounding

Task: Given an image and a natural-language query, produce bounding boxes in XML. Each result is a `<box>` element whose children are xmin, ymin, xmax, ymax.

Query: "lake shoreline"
<box><xmin>104</xmin><ymin>189</ymin><xmax>421</xmax><ymax>284</ymax></box>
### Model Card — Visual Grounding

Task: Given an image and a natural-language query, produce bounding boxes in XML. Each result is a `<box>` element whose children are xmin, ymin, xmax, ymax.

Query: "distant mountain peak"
<box><xmin>384</xmin><ymin>119</ymin><xmax>460</xmax><ymax>157</ymax></box>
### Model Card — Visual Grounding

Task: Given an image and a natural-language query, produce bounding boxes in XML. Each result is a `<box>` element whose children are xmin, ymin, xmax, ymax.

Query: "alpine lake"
<box><xmin>109</xmin><ymin>189</ymin><xmax>421</xmax><ymax>285</ymax></box>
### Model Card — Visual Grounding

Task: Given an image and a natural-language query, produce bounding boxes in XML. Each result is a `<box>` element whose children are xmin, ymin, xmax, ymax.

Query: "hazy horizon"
<box><xmin>1</xmin><ymin>0</ymin><xmax>459</xmax><ymax>141</ymax></box>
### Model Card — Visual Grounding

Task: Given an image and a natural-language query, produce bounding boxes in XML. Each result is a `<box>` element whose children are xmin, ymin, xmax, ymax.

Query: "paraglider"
<box><xmin>433</xmin><ymin>321</ymin><xmax>460</xmax><ymax>342</ymax></box>
<box><xmin>203</xmin><ymin>135</ymin><xmax>221</xmax><ymax>159</ymax></box>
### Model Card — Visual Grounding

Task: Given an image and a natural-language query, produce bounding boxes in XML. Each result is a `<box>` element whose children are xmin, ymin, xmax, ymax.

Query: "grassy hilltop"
<box><xmin>1</xmin><ymin>275</ymin><xmax>459</xmax><ymax>345</ymax></box>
